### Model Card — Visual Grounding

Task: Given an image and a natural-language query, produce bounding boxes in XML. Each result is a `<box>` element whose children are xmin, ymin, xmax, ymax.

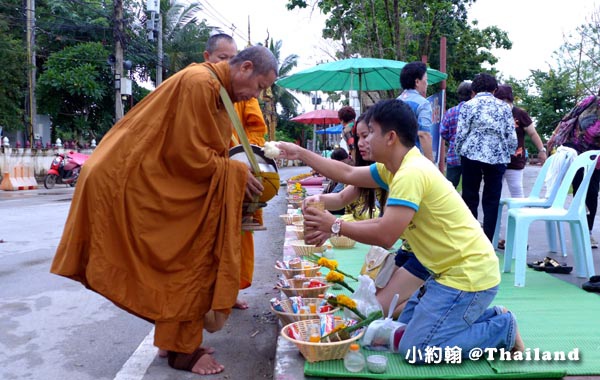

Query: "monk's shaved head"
<box><xmin>230</xmin><ymin>46</ymin><xmax>278</xmax><ymax>77</ymax></box>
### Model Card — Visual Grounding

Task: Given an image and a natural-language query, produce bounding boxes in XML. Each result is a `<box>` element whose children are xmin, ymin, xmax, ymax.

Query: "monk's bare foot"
<box><xmin>499</xmin><ymin>307</ymin><xmax>525</xmax><ymax>353</ymax></box>
<box><xmin>158</xmin><ymin>346</ymin><xmax>214</xmax><ymax>358</ymax></box>
<box><xmin>233</xmin><ymin>299</ymin><xmax>249</xmax><ymax>309</ymax></box>
<box><xmin>191</xmin><ymin>352</ymin><xmax>224</xmax><ymax>375</ymax></box>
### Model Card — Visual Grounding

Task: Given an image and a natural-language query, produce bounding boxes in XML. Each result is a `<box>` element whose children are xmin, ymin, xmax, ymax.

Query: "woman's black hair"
<box><xmin>352</xmin><ymin>111</ymin><xmax>388</xmax><ymax>218</ymax></box>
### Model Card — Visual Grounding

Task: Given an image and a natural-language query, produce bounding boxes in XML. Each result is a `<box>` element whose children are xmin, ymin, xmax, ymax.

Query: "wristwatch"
<box><xmin>539</xmin><ymin>147</ymin><xmax>547</xmax><ymax>153</ymax></box>
<box><xmin>331</xmin><ymin>218</ymin><xmax>342</xmax><ymax>236</ymax></box>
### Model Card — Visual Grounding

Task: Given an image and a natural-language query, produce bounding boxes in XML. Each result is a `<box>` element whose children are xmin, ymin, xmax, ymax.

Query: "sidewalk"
<box><xmin>274</xmin><ymin>164</ymin><xmax>600</xmax><ymax>379</ymax></box>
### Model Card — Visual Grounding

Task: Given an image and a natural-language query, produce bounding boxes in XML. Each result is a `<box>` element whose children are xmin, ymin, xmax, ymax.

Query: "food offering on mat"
<box><xmin>281</xmin><ymin>316</ymin><xmax>365</xmax><ymax>363</ymax></box>
<box><xmin>275</xmin><ymin>259</ymin><xmax>321</xmax><ymax>278</ymax></box>
<box><xmin>269</xmin><ymin>296</ymin><xmax>338</xmax><ymax>324</ymax></box>
<box><xmin>289</xmin><ymin>240</ymin><xmax>325</xmax><ymax>257</ymax></box>
<box><xmin>275</xmin><ymin>276</ymin><xmax>332</xmax><ymax>298</ymax></box>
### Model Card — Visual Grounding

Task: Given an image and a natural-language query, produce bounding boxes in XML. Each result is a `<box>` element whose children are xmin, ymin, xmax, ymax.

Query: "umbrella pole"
<box><xmin>313</xmin><ymin>124</ymin><xmax>317</xmax><ymax>152</ymax></box>
<box><xmin>358</xmin><ymin>72</ymin><xmax>362</xmax><ymax>114</ymax></box>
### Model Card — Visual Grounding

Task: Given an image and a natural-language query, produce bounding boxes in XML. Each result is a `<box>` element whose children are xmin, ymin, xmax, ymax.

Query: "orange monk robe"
<box><xmin>50</xmin><ymin>61</ymin><xmax>248</xmax><ymax>354</ymax></box>
<box><xmin>232</xmin><ymin>99</ymin><xmax>267</xmax><ymax>289</ymax></box>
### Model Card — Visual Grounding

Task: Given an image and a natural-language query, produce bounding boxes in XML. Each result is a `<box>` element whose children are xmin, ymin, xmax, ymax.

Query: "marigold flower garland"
<box><xmin>321</xmin><ymin>295</ymin><xmax>383</xmax><ymax>342</ymax></box>
<box><xmin>306</xmin><ymin>254</ymin><xmax>358</xmax><ymax>281</ymax></box>
<box><xmin>325</xmin><ymin>271</ymin><xmax>355</xmax><ymax>293</ymax></box>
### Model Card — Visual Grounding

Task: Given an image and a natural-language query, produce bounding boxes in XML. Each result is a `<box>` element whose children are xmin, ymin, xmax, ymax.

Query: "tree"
<box><xmin>262</xmin><ymin>38</ymin><xmax>302</xmax><ymax>141</ymax></box>
<box><xmin>0</xmin><ymin>10</ymin><xmax>27</xmax><ymax>131</ymax></box>
<box><xmin>287</xmin><ymin>0</ymin><xmax>511</xmax><ymax>104</ymax></box>
<box><xmin>161</xmin><ymin>1</ymin><xmax>211</xmax><ymax>78</ymax></box>
<box><xmin>37</xmin><ymin>42</ymin><xmax>114</xmax><ymax>142</ymax></box>
<box><xmin>555</xmin><ymin>8</ymin><xmax>600</xmax><ymax>100</ymax></box>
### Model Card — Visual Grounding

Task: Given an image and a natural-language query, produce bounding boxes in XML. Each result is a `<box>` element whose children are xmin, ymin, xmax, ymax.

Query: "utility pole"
<box><xmin>114</xmin><ymin>0</ymin><xmax>124</xmax><ymax>120</ymax></box>
<box><xmin>156</xmin><ymin>13</ymin><xmax>162</xmax><ymax>86</ymax></box>
<box><xmin>26</xmin><ymin>0</ymin><xmax>37</xmax><ymax>146</ymax></box>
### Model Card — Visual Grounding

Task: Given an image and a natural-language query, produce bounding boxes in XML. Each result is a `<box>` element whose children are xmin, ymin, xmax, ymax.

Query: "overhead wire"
<box><xmin>201</xmin><ymin>0</ymin><xmax>246</xmax><ymax>41</ymax></box>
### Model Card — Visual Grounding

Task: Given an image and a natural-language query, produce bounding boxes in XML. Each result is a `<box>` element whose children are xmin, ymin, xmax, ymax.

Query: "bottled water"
<box><xmin>343</xmin><ymin>343</ymin><xmax>366</xmax><ymax>372</ymax></box>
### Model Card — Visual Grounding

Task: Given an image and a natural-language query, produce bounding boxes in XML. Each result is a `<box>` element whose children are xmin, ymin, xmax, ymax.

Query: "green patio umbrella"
<box><xmin>276</xmin><ymin>57</ymin><xmax>447</xmax><ymax>93</ymax></box>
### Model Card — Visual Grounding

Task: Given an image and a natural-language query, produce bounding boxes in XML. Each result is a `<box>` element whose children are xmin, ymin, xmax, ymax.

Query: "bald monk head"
<box><xmin>203</xmin><ymin>34</ymin><xmax>237</xmax><ymax>63</ymax></box>
<box><xmin>228</xmin><ymin>46</ymin><xmax>278</xmax><ymax>103</ymax></box>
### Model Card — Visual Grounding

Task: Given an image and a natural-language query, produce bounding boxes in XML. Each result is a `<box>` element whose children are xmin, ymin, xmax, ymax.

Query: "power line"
<box><xmin>202</xmin><ymin>0</ymin><xmax>246</xmax><ymax>40</ymax></box>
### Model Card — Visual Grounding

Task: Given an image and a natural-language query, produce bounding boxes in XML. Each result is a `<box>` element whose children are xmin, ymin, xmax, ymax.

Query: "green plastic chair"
<box><xmin>504</xmin><ymin>150</ymin><xmax>600</xmax><ymax>287</ymax></box>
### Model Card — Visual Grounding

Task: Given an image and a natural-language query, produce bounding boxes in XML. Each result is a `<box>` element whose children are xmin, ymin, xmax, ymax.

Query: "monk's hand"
<box><xmin>274</xmin><ymin>141</ymin><xmax>302</xmax><ymax>160</ymax></box>
<box><xmin>245</xmin><ymin>170</ymin><xmax>264</xmax><ymax>199</ymax></box>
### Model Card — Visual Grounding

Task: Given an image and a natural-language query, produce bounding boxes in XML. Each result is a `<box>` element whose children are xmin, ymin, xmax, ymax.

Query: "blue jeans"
<box><xmin>460</xmin><ymin>156</ymin><xmax>506</xmax><ymax>241</ymax></box>
<box><xmin>398</xmin><ymin>278</ymin><xmax>516</xmax><ymax>362</ymax></box>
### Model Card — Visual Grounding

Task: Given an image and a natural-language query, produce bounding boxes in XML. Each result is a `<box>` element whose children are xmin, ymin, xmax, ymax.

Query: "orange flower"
<box><xmin>336</xmin><ymin>294</ymin><xmax>357</xmax><ymax>310</ymax></box>
<box><xmin>326</xmin><ymin>271</ymin><xmax>345</xmax><ymax>283</ymax></box>
<box><xmin>318</xmin><ymin>257</ymin><xmax>338</xmax><ymax>270</ymax></box>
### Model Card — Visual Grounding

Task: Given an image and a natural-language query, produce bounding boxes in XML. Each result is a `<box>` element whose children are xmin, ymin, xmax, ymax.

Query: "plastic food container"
<box><xmin>366</xmin><ymin>354</ymin><xmax>388</xmax><ymax>374</ymax></box>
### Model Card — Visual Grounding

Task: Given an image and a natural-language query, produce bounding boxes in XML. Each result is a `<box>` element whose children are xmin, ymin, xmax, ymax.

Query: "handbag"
<box><xmin>360</xmin><ymin>246</ymin><xmax>396</xmax><ymax>288</ymax></box>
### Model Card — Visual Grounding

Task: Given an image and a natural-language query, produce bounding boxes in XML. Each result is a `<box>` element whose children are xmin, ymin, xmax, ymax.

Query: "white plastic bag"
<box><xmin>344</xmin><ymin>275</ymin><xmax>382</xmax><ymax>320</ymax></box>
<box><xmin>362</xmin><ymin>294</ymin><xmax>406</xmax><ymax>352</ymax></box>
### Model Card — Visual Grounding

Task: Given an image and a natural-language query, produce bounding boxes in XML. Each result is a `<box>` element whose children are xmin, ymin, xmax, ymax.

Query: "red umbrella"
<box><xmin>291</xmin><ymin>109</ymin><xmax>340</xmax><ymax>125</ymax></box>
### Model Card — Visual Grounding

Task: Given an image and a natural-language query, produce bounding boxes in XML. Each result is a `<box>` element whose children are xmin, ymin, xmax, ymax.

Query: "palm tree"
<box><xmin>262</xmin><ymin>38</ymin><xmax>300</xmax><ymax>140</ymax></box>
<box><xmin>161</xmin><ymin>0</ymin><xmax>211</xmax><ymax>78</ymax></box>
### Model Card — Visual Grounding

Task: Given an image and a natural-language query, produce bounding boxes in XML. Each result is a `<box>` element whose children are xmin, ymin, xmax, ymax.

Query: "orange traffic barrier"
<box><xmin>0</xmin><ymin>165</ymin><xmax>33</xmax><ymax>191</ymax></box>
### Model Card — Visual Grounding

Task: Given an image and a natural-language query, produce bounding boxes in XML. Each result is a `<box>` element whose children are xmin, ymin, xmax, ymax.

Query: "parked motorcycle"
<box><xmin>44</xmin><ymin>151</ymin><xmax>89</xmax><ymax>189</ymax></box>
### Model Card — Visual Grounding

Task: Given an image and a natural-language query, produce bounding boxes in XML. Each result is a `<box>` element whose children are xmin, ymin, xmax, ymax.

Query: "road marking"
<box><xmin>114</xmin><ymin>328</ymin><xmax>157</xmax><ymax>380</ymax></box>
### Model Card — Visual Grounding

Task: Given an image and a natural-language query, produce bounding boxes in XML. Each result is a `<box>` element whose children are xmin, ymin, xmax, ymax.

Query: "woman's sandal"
<box><xmin>527</xmin><ymin>259</ymin><xmax>546</xmax><ymax>268</ymax></box>
<box><xmin>532</xmin><ymin>257</ymin><xmax>573</xmax><ymax>274</ymax></box>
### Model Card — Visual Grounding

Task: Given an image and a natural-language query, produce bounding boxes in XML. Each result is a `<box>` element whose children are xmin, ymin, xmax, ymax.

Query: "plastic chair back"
<box><xmin>550</xmin><ymin>150</ymin><xmax>600</xmax><ymax>213</ymax></box>
<box><xmin>539</xmin><ymin>148</ymin><xmax>576</xmax><ymax>201</ymax></box>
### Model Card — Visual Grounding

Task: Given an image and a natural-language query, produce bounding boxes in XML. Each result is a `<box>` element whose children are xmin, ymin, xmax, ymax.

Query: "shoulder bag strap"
<box><xmin>206</xmin><ymin>68</ymin><xmax>260</xmax><ymax>176</ymax></box>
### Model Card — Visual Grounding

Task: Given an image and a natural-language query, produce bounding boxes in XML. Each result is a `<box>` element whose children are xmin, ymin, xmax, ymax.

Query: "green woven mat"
<box><xmin>303</xmin><ymin>246</ymin><xmax>600</xmax><ymax>378</ymax></box>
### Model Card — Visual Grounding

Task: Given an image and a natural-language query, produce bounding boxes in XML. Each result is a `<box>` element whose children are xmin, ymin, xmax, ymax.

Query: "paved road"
<box><xmin>0</xmin><ymin>167</ymin><xmax>307</xmax><ymax>380</ymax></box>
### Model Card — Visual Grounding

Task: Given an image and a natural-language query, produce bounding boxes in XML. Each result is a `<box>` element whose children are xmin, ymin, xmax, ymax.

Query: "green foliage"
<box><xmin>287</xmin><ymin>0</ymin><xmax>512</xmax><ymax>102</ymax></box>
<box><xmin>0</xmin><ymin>13</ymin><xmax>26</xmax><ymax>130</ymax></box>
<box><xmin>277</xmin><ymin>118</ymin><xmax>313</xmax><ymax>145</ymax></box>
<box><xmin>555</xmin><ymin>12</ymin><xmax>600</xmax><ymax>100</ymax></box>
<box><xmin>37</xmin><ymin>42</ymin><xmax>113</xmax><ymax>140</ymax></box>
<box><xmin>267</xmin><ymin>39</ymin><xmax>301</xmax><ymax>120</ymax></box>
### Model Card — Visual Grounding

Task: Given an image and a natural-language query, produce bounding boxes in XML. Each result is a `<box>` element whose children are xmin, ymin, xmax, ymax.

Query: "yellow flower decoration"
<box><xmin>336</xmin><ymin>294</ymin><xmax>357</xmax><ymax>310</ymax></box>
<box><xmin>331</xmin><ymin>323</ymin><xmax>347</xmax><ymax>334</ymax></box>
<box><xmin>317</xmin><ymin>257</ymin><xmax>338</xmax><ymax>270</ymax></box>
<box><xmin>326</xmin><ymin>271</ymin><xmax>345</xmax><ymax>283</ymax></box>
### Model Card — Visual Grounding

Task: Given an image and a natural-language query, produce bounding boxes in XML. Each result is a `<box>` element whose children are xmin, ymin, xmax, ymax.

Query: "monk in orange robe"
<box><xmin>50</xmin><ymin>46</ymin><xmax>278</xmax><ymax>375</ymax></box>
<box><xmin>203</xmin><ymin>34</ymin><xmax>269</xmax><ymax>307</ymax></box>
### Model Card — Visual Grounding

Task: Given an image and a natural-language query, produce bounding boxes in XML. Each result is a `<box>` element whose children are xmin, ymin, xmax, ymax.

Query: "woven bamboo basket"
<box><xmin>276</xmin><ymin>277</ymin><xmax>332</xmax><ymax>298</ymax></box>
<box><xmin>289</xmin><ymin>240</ymin><xmax>325</xmax><ymax>256</ymax></box>
<box><xmin>280</xmin><ymin>319</ymin><xmax>365</xmax><ymax>362</ymax></box>
<box><xmin>286</xmin><ymin>196</ymin><xmax>305</xmax><ymax>208</ymax></box>
<box><xmin>279</xmin><ymin>214</ymin><xmax>304</xmax><ymax>225</ymax></box>
<box><xmin>292</xmin><ymin>226</ymin><xmax>304</xmax><ymax>240</ymax></box>
<box><xmin>329</xmin><ymin>235</ymin><xmax>356</xmax><ymax>248</ymax></box>
<box><xmin>270</xmin><ymin>298</ymin><xmax>339</xmax><ymax>325</ymax></box>
<box><xmin>274</xmin><ymin>262</ymin><xmax>321</xmax><ymax>279</ymax></box>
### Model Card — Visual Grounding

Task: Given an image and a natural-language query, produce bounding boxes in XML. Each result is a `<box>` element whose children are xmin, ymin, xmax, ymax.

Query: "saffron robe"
<box><xmin>50</xmin><ymin>61</ymin><xmax>248</xmax><ymax>353</ymax></box>
<box><xmin>233</xmin><ymin>99</ymin><xmax>267</xmax><ymax>289</ymax></box>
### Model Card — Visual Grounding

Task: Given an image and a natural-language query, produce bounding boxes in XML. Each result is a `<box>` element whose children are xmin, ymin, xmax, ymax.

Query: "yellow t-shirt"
<box><xmin>370</xmin><ymin>147</ymin><xmax>500</xmax><ymax>291</ymax></box>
